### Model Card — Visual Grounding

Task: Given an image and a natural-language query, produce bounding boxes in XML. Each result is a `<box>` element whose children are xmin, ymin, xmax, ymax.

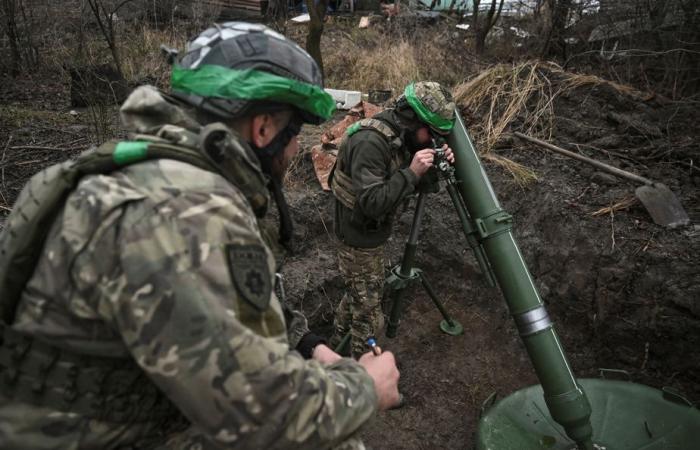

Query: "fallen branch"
<box><xmin>591</xmin><ymin>196</ymin><xmax>638</xmax><ymax>217</ymax></box>
<box><xmin>513</xmin><ymin>132</ymin><xmax>653</xmax><ymax>186</ymax></box>
<box><xmin>571</xmin><ymin>142</ymin><xmax>644</xmax><ymax>167</ymax></box>
<box><xmin>10</xmin><ymin>145</ymin><xmax>77</xmax><ymax>151</ymax></box>
<box><xmin>15</xmin><ymin>159</ymin><xmax>51</xmax><ymax>166</ymax></box>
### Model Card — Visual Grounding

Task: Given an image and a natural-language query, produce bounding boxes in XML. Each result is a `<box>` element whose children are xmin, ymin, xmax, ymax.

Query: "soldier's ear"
<box><xmin>250</xmin><ymin>113</ymin><xmax>278</xmax><ymax>148</ymax></box>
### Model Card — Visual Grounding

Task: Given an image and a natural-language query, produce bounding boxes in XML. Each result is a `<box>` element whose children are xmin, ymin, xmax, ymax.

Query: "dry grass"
<box><xmin>482</xmin><ymin>153</ymin><xmax>539</xmax><ymax>186</ymax></box>
<box><xmin>120</xmin><ymin>24</ymin><xmax>189</xmax><ymax>88</ymax></box>
<box><xmin>324</xmin><ymin>31</ymin><xmax>420</xmax><ymax>95</ymax></box>
<box><xmin>0</xmin><ymin>106</ymin><xmax>67</xmax><ymax>128</ymax></box>
<box><xmin>321</xmin><ymin>22</ymin><xmax>470</xmax><ymax>96</ymax></box>
<box><xmin>43</xmin><ymin>22</ymin><xmax>188</xmax><ymax>89</ymax></box>
<box><xmin>555</xmin><ymin>69</ymin><xmax>651</xmax><ymax>100</ymax></box>
<box><xmin>452</xmin><ymin>60</ymin><xmax>651</xmax><ymax>185</ymax></box>
<box><xmin>454</xmin><ymin>61</ymin><xmax>558</xmax><ymax>153</ymax></box>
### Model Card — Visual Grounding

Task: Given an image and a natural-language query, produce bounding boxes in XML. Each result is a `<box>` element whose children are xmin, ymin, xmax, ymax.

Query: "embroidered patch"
<box><xmin>226</xmin><ymin>244</ymin><xmax>271</xmax><ymax>311</ymax></box>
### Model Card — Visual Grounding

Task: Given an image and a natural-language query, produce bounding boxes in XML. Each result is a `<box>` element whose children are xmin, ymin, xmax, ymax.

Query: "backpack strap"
<box><xmin>0</xmin><ymin>137</ymin><xmax>218</xmax><ymax>325</ymax></box>
<box><xmin>346</xmin><ymin>118</ymin><xmax>402</xmax><ymax>150</ymax></box>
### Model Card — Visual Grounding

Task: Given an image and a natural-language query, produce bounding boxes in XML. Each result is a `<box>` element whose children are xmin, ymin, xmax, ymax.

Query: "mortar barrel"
<box><xmin>447</xmin><ymin>112</ymin><xmax>593</xmax><ymax>449</ymax></box>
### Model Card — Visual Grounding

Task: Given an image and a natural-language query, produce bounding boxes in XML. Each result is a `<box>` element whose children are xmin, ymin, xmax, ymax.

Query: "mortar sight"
<box><xmin>433</xmin><ymin>147</ymin><xmax>451</xmax><ymax>172</ymax></box>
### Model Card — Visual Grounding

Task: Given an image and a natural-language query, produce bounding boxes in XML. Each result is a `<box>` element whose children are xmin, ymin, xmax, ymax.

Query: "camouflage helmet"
<box><xmin>170</xmin><ymin>22</ymin><xmax>335</xmax><ymax>125</ymax></box>
<box><xmin>403</xmin><ymin>81</ymin><xmax>456</xmax><ymax>135</ymax></box>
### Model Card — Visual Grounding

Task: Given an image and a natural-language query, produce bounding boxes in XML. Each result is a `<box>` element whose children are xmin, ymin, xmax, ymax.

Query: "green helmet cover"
<box><xmin>171</xmin><ymin>64</ymin><xmax>336</xmax><ymax>121</ymax></box>
<box><xmin>404</xmin><ymin>82</ymin><xmax>455</xmax><ymax>133</ymax></box>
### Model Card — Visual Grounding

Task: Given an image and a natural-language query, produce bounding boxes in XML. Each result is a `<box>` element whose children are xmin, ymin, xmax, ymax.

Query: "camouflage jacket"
<box><xmin>333</xmin><ymin>110</ymin><xmax>419</xmax><ymax>248</ymax></box>
<box><xmin>0</xmin><ymin>86</ymin><xmax>377</xmax><ymax>449</ymax></box>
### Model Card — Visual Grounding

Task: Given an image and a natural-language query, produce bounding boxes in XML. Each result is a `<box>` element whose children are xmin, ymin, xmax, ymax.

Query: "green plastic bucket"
<box><xmin>477</xmin><ymin>379</ymin><xmax>700</xmax><ymax>450</ymax></box>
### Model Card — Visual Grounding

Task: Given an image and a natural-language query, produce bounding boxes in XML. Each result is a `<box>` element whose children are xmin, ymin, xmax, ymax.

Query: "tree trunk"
<box><xmin>473</xmin><ymin>0</ymin><xmax>504</xmax><ymax>55</ymax></box>
<box><xmin>17</xmin><ymin>0</ymin><xmax>37</xmax><ymax>66</ymax></box>
<box><xmin>448</xmin><ymin>0</ymin><xmax>457</xmax><ymax>14</ymax></box>
<box><xmin>2</xmin><ymin>0</ymin><xmax>21</xmax><ymax>75</ymax></box>
<box><xmin>539</xmin><ymin>0</ymin><xmax>571</xmax><ymax>60</ymax></box>
<box><xmin>106</xmin><ymin>15</ymin><xmax>123</xmax><ymax>77</ymax></box>
<box><xmin>85</xmin><ymin>0</ymin><xmax>125</xmax><ymax>78</ymax></box>
<box><xmin>305</xmin><ymin>0</ymin><xmax>328</xmax><ymax>79</ymax></box>
<box><xmin>266</xmin><ymin>0</ymin><xmax>287</xmax><ymax>19</ymax></box>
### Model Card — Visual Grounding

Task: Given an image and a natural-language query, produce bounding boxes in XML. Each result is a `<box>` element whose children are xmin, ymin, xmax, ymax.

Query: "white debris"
<box><xmin>324</xmin><ymin>88</ymin><xmax>362</xmax><ymax>110</ymax></box>
<box><xmin>509</xmin><ymin>26</ymin><xmax>531</xmax><ymax>39</ymax></box>
<box><xmin>291</xmin><ymin>13</ymin><xmax>310</xmax><ymax>23</ymax></box>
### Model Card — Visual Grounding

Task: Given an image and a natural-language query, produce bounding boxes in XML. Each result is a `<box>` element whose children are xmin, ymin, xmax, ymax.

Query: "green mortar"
<box><xmin>446</xmin><ymin>112</ymin><xmax>699</xmax><ymax>449</ymax></box>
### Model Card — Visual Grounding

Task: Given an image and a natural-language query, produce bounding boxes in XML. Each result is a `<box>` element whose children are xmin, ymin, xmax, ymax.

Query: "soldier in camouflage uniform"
<box><xmin>329</xmin><ymin>82</ymin><xmax>456</xmax><ymax>357</ymax></box>
<box><xmin>0</xmin><ymin>22</ymin><xmax>400</xmax><ymax>449</ymax></box>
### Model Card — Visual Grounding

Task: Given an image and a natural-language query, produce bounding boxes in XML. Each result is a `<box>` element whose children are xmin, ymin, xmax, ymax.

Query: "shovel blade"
<box><xmin>635</xmin><ymin>183</ymin><xmax>690</xmax><ymax>228</ymax></box>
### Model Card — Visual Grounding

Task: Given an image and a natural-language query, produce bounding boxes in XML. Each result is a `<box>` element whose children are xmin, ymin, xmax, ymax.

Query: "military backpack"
<box><xmin>0</xmin><ymin>124</ymin><xmax>265</xmax><ymax>423</ymax></box>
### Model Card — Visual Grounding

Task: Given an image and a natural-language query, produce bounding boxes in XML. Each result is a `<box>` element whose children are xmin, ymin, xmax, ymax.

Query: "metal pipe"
<box><xmin>419</xmin><ymin>274</ymin><xmax>456</xmax><ymax>328</ymax></box>
<box><xmin>448</xmin><ymin>113</ymin><xmax>594</xmax><ymax>449</ymax></box>
<box><xmin>400</xmin><ymin>192</ymin><xmax>427</xmax><ymax>276</ymax></box>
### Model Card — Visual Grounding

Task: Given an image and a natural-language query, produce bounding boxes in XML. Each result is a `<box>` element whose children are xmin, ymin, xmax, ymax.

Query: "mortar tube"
<box><xmin>447</xmin><ymin>113</ymin><xmax>594</xmax><ymax>450</ymax></box>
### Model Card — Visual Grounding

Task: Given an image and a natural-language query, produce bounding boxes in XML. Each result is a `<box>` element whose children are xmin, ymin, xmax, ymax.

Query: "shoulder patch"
<box><xmin>226</xmin><ymin>244</ymin><xmax>272</xmax><ymax>311</ymax></box>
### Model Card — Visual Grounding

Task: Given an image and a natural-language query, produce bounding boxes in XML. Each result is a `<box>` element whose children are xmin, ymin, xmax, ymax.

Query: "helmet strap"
<box><xmin>251</xmin><ymin>117</ymin><xmax>302</xmax><ymax>252</ymax></box>
<box><xmin>268</xmin><ymin>176</ymin><xmax>294</xmax><ymax>252</ymax></box>
<box><xmin>251</xmin><ymin>115</ymin><xmax>302</xmax><ymax>168</ymax></box>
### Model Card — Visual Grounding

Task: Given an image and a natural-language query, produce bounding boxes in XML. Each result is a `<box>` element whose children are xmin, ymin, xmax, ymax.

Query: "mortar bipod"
<box><xmin>435</xmin><ymin>157</ymin><xmax>497</xmax><ymax>288</ymax></box>
<box><xmin>385</xmin><ymin>192</ymin><xmax>464</xmax><ymax>338</ymax></box>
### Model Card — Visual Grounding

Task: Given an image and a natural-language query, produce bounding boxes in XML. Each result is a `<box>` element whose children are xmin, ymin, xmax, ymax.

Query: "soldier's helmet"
<box><xmin>402</xmin><ymin>81</ymin><xmax>456</xmax><ymax>135</ymax></box>
<box><xmin>170</xmin><ymin>22</ymin><xmax>334</xmax><ymax>125</ymax></box>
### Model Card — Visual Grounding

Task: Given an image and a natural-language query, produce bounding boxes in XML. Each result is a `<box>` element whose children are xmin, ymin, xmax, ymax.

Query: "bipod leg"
<box><xmin>419</xmin><ymin>272</ymin><xmax>463</xmax><ymax>336</ymax></box>
<box><xmin>444</xmin><ymin>180</ymin><xmax>497</xmax><ymax>288</ymax></box>
<box><xmin>386</xmin><ymin>193</ymin><xmax>428</xmax><ymax>338</ymax></box>
<box><xmin>385</xmin><ymin>274</ymin><xmax>412</xmax><ymax>338</ymax></box>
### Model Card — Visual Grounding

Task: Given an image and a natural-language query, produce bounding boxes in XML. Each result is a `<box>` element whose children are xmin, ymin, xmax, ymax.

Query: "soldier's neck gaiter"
<box><xmin>252</xmin><ymin>118</ymin><xmax>302</xmax><ymax>252</ymax></box>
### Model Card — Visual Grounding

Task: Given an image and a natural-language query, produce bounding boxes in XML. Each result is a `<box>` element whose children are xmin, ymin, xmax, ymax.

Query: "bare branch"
<box><xmin>113</xmin><ymin>0</ymin><xmax>134</xmax><ymax>14</ymax></box>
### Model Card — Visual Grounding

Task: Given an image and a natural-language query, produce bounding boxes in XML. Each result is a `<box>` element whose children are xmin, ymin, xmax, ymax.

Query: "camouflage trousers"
<box><xmin>333</xmin><ymin>242</ymin><xmax>386</xmax><ymax>357</ymax></box>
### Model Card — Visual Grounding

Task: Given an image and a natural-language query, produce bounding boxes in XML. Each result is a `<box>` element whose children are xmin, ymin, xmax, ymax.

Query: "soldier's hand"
<box><xmin>358</xmin><ymin>351</ymin><xmax>400</xmax><ymax>411</ymax></box>
<box><xmin>442</xmin><ymin>144</ymin><xmax>455</xmax><ymax>163</ymax></box>
<box><xmin>312</xmin><ymin>344</ymin><xmax>343</xmax><ymax>365</ymax></box>
<box><xmin>409</xmin><ymin>149</ymin><xmax>435</xmax><ymax>178</ymax></box>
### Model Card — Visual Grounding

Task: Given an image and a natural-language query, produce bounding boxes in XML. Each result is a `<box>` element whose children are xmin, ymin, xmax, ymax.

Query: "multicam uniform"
<box><xmin>330</xmin><ymin>110</ymin><xmax>419</xmax><ymax>356</ymax></box>
<box><xmin>0</xmin><ymin>86</ymin><xmax>377</xmax><ymax>449</ymax></box>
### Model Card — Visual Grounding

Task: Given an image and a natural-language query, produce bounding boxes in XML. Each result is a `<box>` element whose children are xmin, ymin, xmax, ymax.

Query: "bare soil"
<box><xmin>2</xmin><ymin>52</ymin><xmax>699</xmax><ymax>450</ymax></box>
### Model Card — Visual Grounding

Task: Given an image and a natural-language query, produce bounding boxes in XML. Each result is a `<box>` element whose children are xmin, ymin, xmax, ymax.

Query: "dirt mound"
<box><xmin>283</xmin><ymin>64</ymin><xmax>699</xmax><ymax>448</ymax></box>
